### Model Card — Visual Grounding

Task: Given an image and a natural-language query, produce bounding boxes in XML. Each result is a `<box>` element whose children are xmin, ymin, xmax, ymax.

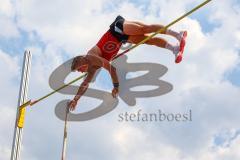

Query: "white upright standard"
<box><xmin>11</xmin><ymin>51</ymin><xmax>32</xmax><ymax>160</ymax></box>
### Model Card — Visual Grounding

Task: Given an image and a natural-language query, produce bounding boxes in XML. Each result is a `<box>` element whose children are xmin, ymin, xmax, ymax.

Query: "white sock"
<box><xmin>166</xmin><ymin>43</ymin><xmax>179</xmax><ymax>56</ymax></box>
<box><xmin>165</xmin><ymin>43</ymin><xmax>174</xmax><ymax>52</ymax></box>
<box><xmin>172</xmin><ymin>46</ymin><xmax>180</xmax><ymax>56</ymax></box>
<box><xmin>166</xmin><ymin>29</ymin><xmax>180</xmax><ymax>40</ymax></box>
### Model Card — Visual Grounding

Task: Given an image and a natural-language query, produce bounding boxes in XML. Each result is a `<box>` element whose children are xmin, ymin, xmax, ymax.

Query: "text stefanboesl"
<box><xmin>118</xmin><ymin>109</ymin><xmax>192</xmax><ymax>122</ymax></box>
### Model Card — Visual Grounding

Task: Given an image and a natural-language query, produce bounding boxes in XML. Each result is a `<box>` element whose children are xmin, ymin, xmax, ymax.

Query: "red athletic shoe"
<box><xmin>175</xmin><ymin>31</ymin><xmax>187</xmax><ymax>63</ymax></box>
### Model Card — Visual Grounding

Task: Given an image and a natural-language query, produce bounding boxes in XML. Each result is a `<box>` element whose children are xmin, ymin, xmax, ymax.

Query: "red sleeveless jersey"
<box><xmin>96</xmin><ymin>30</ymin><xmax>122</xmax><ymax>61</ymax></box>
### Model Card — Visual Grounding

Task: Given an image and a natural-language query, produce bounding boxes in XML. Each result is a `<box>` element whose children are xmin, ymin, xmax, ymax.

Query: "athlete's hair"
<box><xmin>71</xmin><ymin>56</ymin><xmax>84</xmax><ymax>71</ymax></box>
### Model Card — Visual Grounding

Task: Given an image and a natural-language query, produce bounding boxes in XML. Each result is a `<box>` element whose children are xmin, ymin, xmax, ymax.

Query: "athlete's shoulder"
<box><xmin>85</xmin><ymin>54</ymin><xmax>103</xmax><ymax>67</ymax></box>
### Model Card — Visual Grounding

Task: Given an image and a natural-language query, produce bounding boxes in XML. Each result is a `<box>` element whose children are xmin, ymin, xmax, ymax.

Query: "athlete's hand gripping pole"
<box><xmin>17</xmin><ymin>73</ymin><xmax>87</xmax><ymax>128</ymax></box>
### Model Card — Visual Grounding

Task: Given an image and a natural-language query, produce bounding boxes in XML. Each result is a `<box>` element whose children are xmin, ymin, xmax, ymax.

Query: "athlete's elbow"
<box><xmin>110</xmin><ymin>66</ymin><xmax>116</xmax><ymax>73</ymax></box>
<box><xmin>81</xmin><ymin>81</ymin><xmax>89</xmax><ymax>88</ymax></box>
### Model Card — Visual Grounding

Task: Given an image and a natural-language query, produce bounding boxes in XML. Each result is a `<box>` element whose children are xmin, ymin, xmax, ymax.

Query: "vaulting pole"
<box><xmin>61</xmin><ymin>107</ymin><xmax>70</xmax><ymax>160</ymax></box>
<box><xmin>11</xmin><ymin>51</ymin><xmax>32</xmax><ymax>160</ymax></box>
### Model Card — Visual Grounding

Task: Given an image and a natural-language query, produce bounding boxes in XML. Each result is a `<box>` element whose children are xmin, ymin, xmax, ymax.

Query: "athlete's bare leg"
<box><xmin>124</xmin><ymin>20</ymin><xmax>188</xmax><ymax>63</ymax></box>
<box><xmin>123</xmin><ymin>21</ymin><xmax>182</xmax><ymax>41</ymax></box>
<box><xmin>128</xmin><ymin>35</ymin><xmax>167</xmax><ymax>48</ymax></box>
<box><xmin>123</xmin><ymin>21</ymin><xmax>166</xmax><ymax>35</ymax></box>
<box><xmin>128</xmin><ymin>35</ymin><xmax>180</xmax><ymax>59</ymax></box>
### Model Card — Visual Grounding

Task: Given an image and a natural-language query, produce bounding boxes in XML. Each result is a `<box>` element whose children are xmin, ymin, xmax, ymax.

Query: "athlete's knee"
<box><xmin>143</xmin><ymin>24</ymin><xmax>165</xmax><ymax>33</ymax></box>
<box><xmin>145</xmin><ymin>37</ymin><xmax>158</xmax><ymax>45</ymax></box>
<box><xmin>141</xmin><ymin>24</ymin><xmax>152</xmax><ymax>33</ymax></box>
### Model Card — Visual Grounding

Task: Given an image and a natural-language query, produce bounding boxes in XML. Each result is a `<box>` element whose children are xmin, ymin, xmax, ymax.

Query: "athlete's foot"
<box><xmin>175</xmin><ymin>31</ymin><xmax>187</xmax><ymax>63</ymax></box>
<box><xmin>175</xmin><ymin>51</ymin><xmax>183</xmax><ymax>63</ymax></box>
<box><xmin>173</xmin><ymin>45</ymin><xmax>183</xmax><ymax>63</ymax></box>
<box><xmin>177</xmin><ymin>31</ymin><xmax>187</xmax><ymax>42</ymax></box>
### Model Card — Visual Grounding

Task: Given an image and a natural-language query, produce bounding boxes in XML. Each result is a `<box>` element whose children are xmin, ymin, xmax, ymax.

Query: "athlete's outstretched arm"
<box><xmin>88</xmin><ymin>55</ymin><xmax>119</xmax><ymax>98</ymax></box>
<box><xmin>76</xmin><ymin>69</ymin><xmax>97</xmax><ymax>97</ymax></box>
<box><xmin>68</xmin><ymin>69</ymin><xmax>97</xmax><ymax>111</ymax></box>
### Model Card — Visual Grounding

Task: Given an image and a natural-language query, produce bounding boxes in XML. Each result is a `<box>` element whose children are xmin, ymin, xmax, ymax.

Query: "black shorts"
<box><xmin>109</xmin><ymin>15</ymin><xmax>129</xmax><ymax>43</ymax></box>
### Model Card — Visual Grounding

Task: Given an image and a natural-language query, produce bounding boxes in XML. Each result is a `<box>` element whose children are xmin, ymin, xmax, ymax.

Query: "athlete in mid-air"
<box><xmin>68</xmin><ymin>15</ymin><xmax>187</xmax><ymax>111</ymax></box>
